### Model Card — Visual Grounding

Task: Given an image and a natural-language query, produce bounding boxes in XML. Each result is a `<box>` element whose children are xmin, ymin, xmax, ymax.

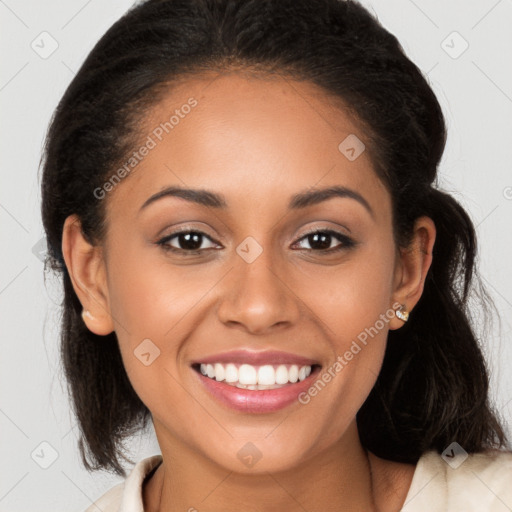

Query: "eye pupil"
<box><xmin>309</xmin><ymin>232</ymin><xmax>331</xmax><ymax>250</ymax></box>
<box><xmin>178</xmin><ymin>232</ymin><xmax>202</xmax><ymax>250</ymax></box>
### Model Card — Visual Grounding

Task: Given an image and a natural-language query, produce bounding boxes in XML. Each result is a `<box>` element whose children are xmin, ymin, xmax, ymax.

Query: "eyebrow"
<box><xmin>140</xmin><ymin>185</ymin><xmax>374</xmax><ymax>218</ymax></box>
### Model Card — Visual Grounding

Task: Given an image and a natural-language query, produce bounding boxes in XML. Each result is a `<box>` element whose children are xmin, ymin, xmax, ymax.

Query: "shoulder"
<box><xmin>82</xmin><ymin>455</ymin><xmax>163</xmax><ymax>512</ymax></box>
<box><xmin>402</xmin><ymin>448</ymin><xmax>512</xmax><ymax>511</ymax></box>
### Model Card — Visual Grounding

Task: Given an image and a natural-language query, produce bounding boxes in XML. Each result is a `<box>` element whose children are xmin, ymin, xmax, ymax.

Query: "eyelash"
<box><xmin>156</xmin><ymin>227</ymin><xmax>356</xmax><ymax>256</ymax></box>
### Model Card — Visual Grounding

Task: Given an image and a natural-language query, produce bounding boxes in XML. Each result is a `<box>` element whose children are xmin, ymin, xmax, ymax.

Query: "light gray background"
<box><xmin>1</xmin><ymin>1</ymin><xmax>511</xmax><ymax>511</ymax></box>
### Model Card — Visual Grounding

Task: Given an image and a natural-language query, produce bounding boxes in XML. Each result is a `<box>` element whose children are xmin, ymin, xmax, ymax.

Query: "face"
<box><xmin>76</xmin><ymin>72</ymin><xmax>411</xmax><ymax>473</ymax></box>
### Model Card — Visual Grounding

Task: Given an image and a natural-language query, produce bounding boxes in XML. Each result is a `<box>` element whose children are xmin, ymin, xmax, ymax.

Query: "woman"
<box><xmin>41</xmin><ymin>0</ymin><xmax>512</xmax><ymax>510</ymax></box>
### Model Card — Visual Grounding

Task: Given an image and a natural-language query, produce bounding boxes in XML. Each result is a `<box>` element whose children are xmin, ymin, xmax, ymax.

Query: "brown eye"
<box><xmin>157</xmin><ymin>230</ymin><xmax>219</xmax><ymax>253</ymax></box>
<box><xmin>294</xmin><ymin>230</ymin><xmax>355</xmax><ymax>252</ymax></box>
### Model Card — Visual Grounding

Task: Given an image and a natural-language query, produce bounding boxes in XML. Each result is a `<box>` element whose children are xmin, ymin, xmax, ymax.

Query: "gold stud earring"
<box><xmin>395</xmin><ymin>304</ymin><xmax>409</xmax><ymax>322</ymax></box>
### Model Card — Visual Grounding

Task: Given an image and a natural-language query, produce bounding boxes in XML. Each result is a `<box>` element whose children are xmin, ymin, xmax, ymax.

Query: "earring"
<box><xmin>395</xmin><ymin>304</ymin><xmax>409</xmax><ymax>322</ymax></box>
<box><xmin>81</xmin><ymin>309</ymin><xmax>93</xmax><ymax>321</ymax></box>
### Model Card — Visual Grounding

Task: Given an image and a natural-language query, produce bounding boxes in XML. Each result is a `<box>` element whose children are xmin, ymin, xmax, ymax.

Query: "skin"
<box><xmin>62</xmin><ymin>72</ymin><xmax>435</xmax><ymax>511</ymax></box>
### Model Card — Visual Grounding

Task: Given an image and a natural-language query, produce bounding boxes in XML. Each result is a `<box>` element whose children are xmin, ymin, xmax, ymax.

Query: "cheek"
<box><xmin>106</xmin><ymin>240</ymin><xmax>208</xmax><ymax>339</ymax></box>
<box><xmin>103</xmin><ymin>254</ymin><xmax>195</xmax><ymax>416</ymax></box>
<box><xmin>294</xmin><ymin>238</ymin><xmax>395</xmax><ymax>412</ymax></box>
<box><xmin>296</xmin><ymin>236</ymin><xmax>396</xmax><ymax>341</ymax></box>
<box><xmin>103</xmin><ymin>244</ymin><xmax>227</xmax><ymax>398</ymax></box>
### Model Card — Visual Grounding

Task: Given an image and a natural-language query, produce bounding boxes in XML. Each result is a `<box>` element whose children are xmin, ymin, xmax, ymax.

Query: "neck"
<box><xmin>144</xmin><ymin>421</ymin><xmax>380</xmax><ymax>512</ymax></box>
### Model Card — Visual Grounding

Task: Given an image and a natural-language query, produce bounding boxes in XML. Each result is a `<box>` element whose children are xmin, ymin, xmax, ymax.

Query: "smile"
<box><xmin>196</xmin><ymin>362</ymin><xmax>313</xmax><ymax>390</ymax></box>
<box><xmin>192</xmin><ymin>359</ymin><xmax>322</xmax><ymax>414</ymax></box>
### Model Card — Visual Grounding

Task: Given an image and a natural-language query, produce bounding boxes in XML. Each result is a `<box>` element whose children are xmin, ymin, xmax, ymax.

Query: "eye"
<box><xmin>293</xmin><ymin>229</ymin><xmax>355</xmax><ymax>253</ymax></box>
<box><xmin>156</xmin><ymin>229</ymin><xmax>220</xmax><ymax>253</ymax></box>
<box><xmin>156</xmin><ymin>227</ymin><xmax>355</xmax><ymax>256</ymax></box>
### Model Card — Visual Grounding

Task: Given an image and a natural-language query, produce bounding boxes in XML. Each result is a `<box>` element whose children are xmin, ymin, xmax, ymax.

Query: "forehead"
<box><xmin>106</xmin><ymin>72</ymin><xmax>389</xmax><ymax>217</ymax></box>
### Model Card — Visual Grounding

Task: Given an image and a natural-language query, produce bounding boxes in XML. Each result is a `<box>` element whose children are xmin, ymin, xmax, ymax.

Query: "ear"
<box><xmin>388</xmin><ymin>216</ymin><xmax>436</xmax><ymax>330</ymax></box>
<box><xmin>61</xmin><ymin>214</ymin><xmax>114</xmax><ymax>335</ymax></box>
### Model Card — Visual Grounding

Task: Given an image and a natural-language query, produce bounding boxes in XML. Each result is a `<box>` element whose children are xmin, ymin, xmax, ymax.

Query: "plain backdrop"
<box><xmin>1</xmin><ymin>1</ymin><xmax>511</xmax><ymax>510</ymax></box>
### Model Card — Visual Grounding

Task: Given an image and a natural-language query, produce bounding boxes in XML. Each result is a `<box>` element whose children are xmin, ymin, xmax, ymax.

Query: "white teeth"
<box><xmin>238</xmin><ymin>364</ymin><xmax>257</xmax><ymax>385</ymax></box>
<box><xmin>275</xmin><ymin>365</ymin><xmax>289</xmax><ymax>385</ymax></box>
<box><xmin>257</xmin><ymin>365</ymin><xmax>275</xmax><ymax>386</ymax></box>
<box><xmin>214</xmin><ymin>363</ymin><xmax>225</xmax><ymax>381</ymax></box>
<box><xmin>225</xmin><ymin>363</ymin><xmax>238</xmax><ymax>383</ymax></box>
<box><xmin>197</xmin><ymin>362</ymin><xmax>314</xmax><ymax>387</ymax></box>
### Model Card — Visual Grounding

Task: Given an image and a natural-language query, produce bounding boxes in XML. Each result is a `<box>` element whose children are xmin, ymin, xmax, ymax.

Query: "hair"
<box><xmin>41</xmin><ymin>0</ymin><xmax>509</xmax><ymax>477</ymax></box>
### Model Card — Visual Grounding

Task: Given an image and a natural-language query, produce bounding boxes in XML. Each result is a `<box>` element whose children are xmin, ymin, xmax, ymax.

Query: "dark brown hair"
<box><xmin>41</xmin><ymin>0</ymin><xmax>509</xmax><ymax>476</ymax></box>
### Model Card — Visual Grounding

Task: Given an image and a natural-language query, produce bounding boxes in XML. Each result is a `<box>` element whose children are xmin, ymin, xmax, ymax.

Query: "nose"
<box><xmin>216</xmin><ymin>247</ymin><xmax>301</xmax><ymax>335</ymax></box>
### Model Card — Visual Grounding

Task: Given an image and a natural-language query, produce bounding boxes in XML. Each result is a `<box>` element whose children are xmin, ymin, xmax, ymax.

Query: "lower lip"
<box><xmin>193</xmin><ymin>366</ymin><xmax>321</xmax><ymax>413</ymax></box>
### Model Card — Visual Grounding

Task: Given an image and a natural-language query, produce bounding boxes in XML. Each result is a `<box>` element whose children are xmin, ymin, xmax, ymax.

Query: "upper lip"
<box><xmin>191</xmin><ymin>350</ymin><xmax>321</xmax><ymax>367</ymax></box>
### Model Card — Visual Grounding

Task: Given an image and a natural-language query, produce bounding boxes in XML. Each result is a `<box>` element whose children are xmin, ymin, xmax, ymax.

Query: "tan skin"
<box><xmin>62</xmin><ymin>72</ymin><xmax>435</xmax><ymax>511</ymax></box>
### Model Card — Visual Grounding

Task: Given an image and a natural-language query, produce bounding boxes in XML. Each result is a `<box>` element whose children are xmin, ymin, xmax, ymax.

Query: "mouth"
<box><xmin>190</xmin><ymin>350</ymin><xmax>322</xmax><ymax>413</ymax></box>
<box><xmin>191</xmin><ymin>362</ymin><xmax>321</xmax><ymax>390</ymax></box>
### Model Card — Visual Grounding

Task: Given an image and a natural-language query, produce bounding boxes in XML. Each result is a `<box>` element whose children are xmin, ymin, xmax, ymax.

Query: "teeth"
<box><xmin>239</xmin><ymin>364</ymin><xmax>257</xmax><ymax>385</ymax></box>
<box><xmin>198</xmin><ymin>362</ymin><xmax>313</xmax><ymax>387</ymax></box>
<box><xmin>225</xmin><ymin>363</ymin><xmax>238</xmax><ymax>383</ymax></box>
<box><xmin>214</xmin><ymin>363</ymin><xmax>225</xmax><ymax>381</ymax></box>
<box><xmin>289</xmin><ymin>365</ymin><xmax>299</xmax><ymax>383</ymax></box>
<box><xmin>275</xmin><ymin>365</ymin><xmax>289</xmax><ymax>385</ymax></box>
<box><xmin>258</xmin><ymin>365</ymin><xmax>275</xmax><ymax>386</ymax></box>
